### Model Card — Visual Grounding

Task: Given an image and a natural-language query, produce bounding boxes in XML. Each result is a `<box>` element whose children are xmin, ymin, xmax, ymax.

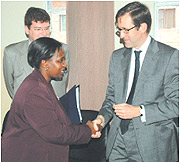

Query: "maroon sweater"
<box><xmin>2</xmin><ymin>69</ymin><xmax>91</xmax><ymax>162</ymax></box>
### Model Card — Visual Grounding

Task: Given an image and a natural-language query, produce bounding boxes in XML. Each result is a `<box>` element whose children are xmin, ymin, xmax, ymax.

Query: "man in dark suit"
<box><xmin>3</xmin><ymin>7</ymin><xmax>69</xmax><ymax>99</ymax></box>
<box><xmin>93</xmin><ymin>2</ymin><xmax>179</xmax><ymax>162</ymax></box>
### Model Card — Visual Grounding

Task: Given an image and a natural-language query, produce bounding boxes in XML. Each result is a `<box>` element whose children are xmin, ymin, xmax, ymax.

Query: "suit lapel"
<box><xmin>20</xmin><ymin>40</ymin><xmax>33</xmax><ymax>75</ymax></box>
<box><xmin>122</xmin><ymin>49</ymin><xmax>132</xmax><ymax>100</ymax></box>
<box><xmin>134</xmin><ymin>38</ymin><xmax>160</xmax><ymax>98</ymax></box>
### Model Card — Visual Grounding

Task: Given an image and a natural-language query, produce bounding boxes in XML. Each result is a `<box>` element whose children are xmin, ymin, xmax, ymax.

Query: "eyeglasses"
<box><xmin>33</xmin><ymin>26</ymin><xmax>50</xmax><ymax>32</ymax></box>
<box><xmin>116</xmin><ymin>25</ymin><xmax>137</xmax><ymax>37</ymax></box>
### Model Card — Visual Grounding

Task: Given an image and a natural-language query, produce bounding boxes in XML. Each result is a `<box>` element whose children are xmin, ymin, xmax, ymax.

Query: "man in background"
<box><xmin>3</xmin><ymin>7</ymin><xmax>69</xmax><ymax>99</ymax></box>
<box><xmin>93</xmin><ymin>1</ymin><xmax>179</xmax><ymax>162</ymax></box>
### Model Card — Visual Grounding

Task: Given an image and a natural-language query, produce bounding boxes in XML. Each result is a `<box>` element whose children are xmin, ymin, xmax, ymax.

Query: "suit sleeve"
<box><xmin>3</xmin><ymin>47</ymin><xmax>14</xmax><ymax>99</ymax></box>
<box><xmin>99</xmin><ymin>53</ymin><xmax>116</xmax><ymax>126</ymax></box>
<box><xmin>145</xmin><ymin>49</ymin><xmax>179</xmax><ymax>124</ymax></box>
<box><xmin>62</xmin><ymin>43</ymin><xmax>70</xmax><ymax>91</ymax></box>
<box><xmin>51</xmin><ymin>43</ymin><xmax>70</xmax><ymax>98</ymax></box>
<box><xmin>23</xmin><ymin>87</ymin><xmax>91</xmax><ymax>145</ymax></box>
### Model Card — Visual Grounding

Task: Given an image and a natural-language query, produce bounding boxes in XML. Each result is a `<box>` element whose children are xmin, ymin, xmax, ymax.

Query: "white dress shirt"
<box><xmin>126</xmin><ymin>35</ymin><xmax>151</xmax><ymax>122</ymax></box>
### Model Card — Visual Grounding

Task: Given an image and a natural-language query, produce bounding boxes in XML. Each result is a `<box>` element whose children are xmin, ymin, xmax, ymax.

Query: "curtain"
<box><xmin>67</xmin><ymin>1</ymin><xmax>114</xmax><ymax>111</ymax></box>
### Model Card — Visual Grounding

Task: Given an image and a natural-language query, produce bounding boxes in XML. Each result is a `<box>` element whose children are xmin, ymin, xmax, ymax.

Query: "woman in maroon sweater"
<box><xmin>2</xmin><ymin>37</ymin><xmax>99</xmax><ymax>162</ymax></box>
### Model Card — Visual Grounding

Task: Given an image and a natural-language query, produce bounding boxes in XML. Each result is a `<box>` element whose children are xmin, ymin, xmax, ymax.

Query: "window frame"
<box><xmin>46</xmin><ymin>1</ymin><xmax>67</xmax><ymax>42</ymax></box>
<box><xmin>158</xmin><ymin>7</ymin><xmax>176</xmax><ymax>29</ymax></box>
<box><xmin>154</xmin><ymin>1</ymin><xmax>179</xmax><ymax>39</ymax></box>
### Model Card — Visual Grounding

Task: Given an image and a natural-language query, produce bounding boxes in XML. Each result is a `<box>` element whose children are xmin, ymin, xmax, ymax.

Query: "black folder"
<box><xmin>59</xmin><ymin>85</ymin><xmax>82</xmax><ymax>125</ymax></box>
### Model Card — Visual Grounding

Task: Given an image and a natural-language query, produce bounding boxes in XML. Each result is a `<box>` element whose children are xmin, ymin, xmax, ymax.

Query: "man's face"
<box><xmin>25</xmin><ymin>21</ymin><xmax>51</xmax><ymax>42</ymax></box>
<box><xmin>117</xmin><ymin>13</ymin><xmax>145</xmax><ymax>49</ymax></box>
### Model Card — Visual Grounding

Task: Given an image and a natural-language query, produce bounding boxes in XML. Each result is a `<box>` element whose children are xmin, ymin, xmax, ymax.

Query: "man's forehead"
<box><xmin>118</xmin><ymin>14</ymin><xmax>134</xmax><ymax>26</ymax></box>
<box><xmin>31</xmin><ymin>20</ymin><xmax>50</xmax><ymax>26</ymax></box>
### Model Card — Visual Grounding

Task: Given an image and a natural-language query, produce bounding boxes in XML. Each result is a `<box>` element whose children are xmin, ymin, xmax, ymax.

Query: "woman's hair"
<box><xmin>28</xmin><ymin>37</ymin><xmax>62</xmax><ymax>69</ymax></box>
<box><xmin>115</xmin><ymin>1</ymin><xmax>152</xmax><ymax>33</ymax></box>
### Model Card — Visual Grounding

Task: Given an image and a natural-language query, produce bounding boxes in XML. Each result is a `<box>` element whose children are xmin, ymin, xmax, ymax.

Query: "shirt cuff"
<box><xmin>140</xmin><ymin>105</ymin><xmax>146</xmax><ymax>122</ymax></box>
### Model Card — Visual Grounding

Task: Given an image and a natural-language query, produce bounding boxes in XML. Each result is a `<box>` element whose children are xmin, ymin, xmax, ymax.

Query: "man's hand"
<box><xmin>113</xmin><ymin>103</ymin><xmax>141</xmax><ymax>119</ymax></box>
<box><xmin>86</xmin><ymin>120</ymin><xmax>101</xmax><ymax>138</ymax></box>
<box><xmin>90</xmin><ymin>115</ymin><xmax>105</xmax><ymax>138</ymax></box>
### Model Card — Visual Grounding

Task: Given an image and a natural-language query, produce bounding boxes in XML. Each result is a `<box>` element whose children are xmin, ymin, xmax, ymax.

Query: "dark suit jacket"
<box><xmin>1</xmin><ymin>69</ymin><xmax>91</xmax><ymax>162</ymax></box>
<box><xmin>99</xmin><ymin>37</ymin><xmax>179</xmax><ymax>162</ymax></box>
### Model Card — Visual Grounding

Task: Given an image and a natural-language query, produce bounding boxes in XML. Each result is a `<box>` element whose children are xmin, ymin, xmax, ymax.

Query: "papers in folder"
<box><xmin>59</xmin><ymin>85</ymin><xmax>82</xmax><ymax>125</ymax></box>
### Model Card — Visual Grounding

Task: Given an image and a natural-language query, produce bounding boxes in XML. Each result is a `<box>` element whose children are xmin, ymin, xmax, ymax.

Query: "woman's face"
<box><xmin>46</xmin><ymin>48</ymin><xmax>67</xmax><ymax>81</ymax></box>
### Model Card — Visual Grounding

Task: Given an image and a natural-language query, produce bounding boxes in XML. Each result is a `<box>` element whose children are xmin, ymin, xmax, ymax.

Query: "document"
<box><xmin>59</xmin><ymin>85</ymin><xmax>82</xmax><ymax>125</ymax></box>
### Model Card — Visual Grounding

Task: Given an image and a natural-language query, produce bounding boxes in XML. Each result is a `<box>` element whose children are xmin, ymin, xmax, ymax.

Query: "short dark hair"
<box><xmin>28</xmin><ymin>37</ymin><xmax>62</xmax><ymax>69</ymax></box>
<box><xmin>115</xmin><ymin>1</ymin><xmax>152</xmax><ymax>33</ymax></box>
<box><xmin>24</xmin><ymin>7</ymin><xmax>50</xmax><ymax>29</ymax></box>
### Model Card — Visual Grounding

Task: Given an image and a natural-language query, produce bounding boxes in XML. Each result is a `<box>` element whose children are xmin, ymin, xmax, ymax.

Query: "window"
<box><xmin>159</xmin><ymin>8</ymin><xmax>175</xmax><ymax>29</ymax></box>
<box><xmin>59</xmin><ymin>15</ymin><xmax>66</xmax><ymax>32</ymax></box>
<box><xmin>47</xmin><ymin>1</ymin><xmax>67</xmax><ymax>43</ymax></box>
<box><xmin>155</xmin><ymin>1</ymin><xmax>179</xmax><ymax>49</ymax></box>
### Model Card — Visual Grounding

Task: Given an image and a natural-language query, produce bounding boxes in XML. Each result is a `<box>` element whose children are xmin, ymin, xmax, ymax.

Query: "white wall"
<box><xmin>1</xmin><ymin>1</ymin><xmax>46</xmax><ymax>48</ymax></box>
<box><xmin>1</xmin><ymin>1</ymin><xmax>46</xmax><ymax>125</ymax></box>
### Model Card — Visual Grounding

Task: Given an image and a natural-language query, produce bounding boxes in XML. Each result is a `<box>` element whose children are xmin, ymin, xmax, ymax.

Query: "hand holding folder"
<box><xmin>59</xmin><ymin>85</ymin><xmax>82</xmax><ymax>125</ymax></box>
<box><xmin>59</xmin><ymin>85</ymin><xmax>102</xmax><ymax>138</ymax></box>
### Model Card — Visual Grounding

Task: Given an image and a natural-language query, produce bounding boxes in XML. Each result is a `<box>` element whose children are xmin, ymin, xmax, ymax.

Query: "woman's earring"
<box><xmin>45</xmin><ymin>67</ymin><xmax>48</xmax><ymax>71</ymax></box>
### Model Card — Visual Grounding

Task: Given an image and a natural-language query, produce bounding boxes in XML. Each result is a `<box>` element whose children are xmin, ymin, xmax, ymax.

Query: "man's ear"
<box><xmin>25</xmin><ymin>25</ymin><xmax>30</xmax><ymax>35</ymax></box>
<box><xmin>139</xmin><ymin>23</ymin><xmax>147</xmax><ymax>33</ymax></box>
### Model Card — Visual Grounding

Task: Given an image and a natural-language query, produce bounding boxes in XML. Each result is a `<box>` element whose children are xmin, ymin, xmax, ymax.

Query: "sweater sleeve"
<box><xmin>23</xmin><ymin>86</ymin><xmax>91</xmax><ymax>145</ymax></box>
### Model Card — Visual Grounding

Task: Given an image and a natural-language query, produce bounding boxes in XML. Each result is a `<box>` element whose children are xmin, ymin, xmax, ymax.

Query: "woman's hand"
<box><xmin>86</xmin><ymin>120</ymin><xmax>101</xmax><ymax>138</ymax></box>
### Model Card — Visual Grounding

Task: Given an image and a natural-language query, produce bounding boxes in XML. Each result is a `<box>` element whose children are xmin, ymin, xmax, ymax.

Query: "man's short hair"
<box><xmin>115</xmin><ymin>1</ymin><xmax>152</xmax><ymax>33</ymax></box>
<box><xmin>24</xmin><ymin>7</ymin><xmax>50</xmax><ymax>29</ymax></box>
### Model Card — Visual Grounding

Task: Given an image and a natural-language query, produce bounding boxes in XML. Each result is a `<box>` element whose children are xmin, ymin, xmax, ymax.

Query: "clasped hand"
<box><xmin>86</xmin><ymin>118</ymin><xmax>103</xmax><ymax>138</ymax></box>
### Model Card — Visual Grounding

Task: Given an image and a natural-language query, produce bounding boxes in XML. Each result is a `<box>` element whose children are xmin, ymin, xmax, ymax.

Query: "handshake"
<box><xmin>86</xmin><ymin>115</ymin><xmax>105</xmax><ymax>138</ymax></box>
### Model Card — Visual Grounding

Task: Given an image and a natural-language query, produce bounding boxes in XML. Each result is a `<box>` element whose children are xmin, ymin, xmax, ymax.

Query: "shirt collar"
<box><xmin>28</xmin><ymin>39</ymin><xmax>31</xmax><ymax>46</ymax></box>
<box><xmin>132</xmin><ymin>35</ymin><xmax>151</xmax><ymax>54</ymax></box>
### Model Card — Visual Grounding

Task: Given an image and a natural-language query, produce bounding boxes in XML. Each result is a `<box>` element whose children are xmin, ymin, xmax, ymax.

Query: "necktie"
<box><xmin>120</xmin><ymin>50</ymin><xmax>142</xmax><ymax>134</ymax></box>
